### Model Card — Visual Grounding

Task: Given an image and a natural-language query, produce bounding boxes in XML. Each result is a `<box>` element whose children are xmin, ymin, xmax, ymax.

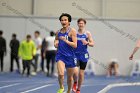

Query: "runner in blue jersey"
<box><xmin>54</xmin><ymin>13</ymin><xmax>77</xmax><ymax>93</ymax></box>
<box><xmin>72</xmin><ymin>18</ymin><xmax>94</xmax><ymax>93</ymax></box>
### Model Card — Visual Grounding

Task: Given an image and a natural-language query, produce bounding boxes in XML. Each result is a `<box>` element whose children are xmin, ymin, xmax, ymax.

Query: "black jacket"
<box><xmin>10</xmin><ymin>39</ymin><xmax>20</xmax><ymax>56</ymax></box>
<box><xmin>0</xmin><ymin>37</ymin><xmax>6</xmax><ymax>53</ymax></box>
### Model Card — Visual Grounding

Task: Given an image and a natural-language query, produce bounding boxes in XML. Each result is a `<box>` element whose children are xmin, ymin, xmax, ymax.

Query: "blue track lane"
<box><xmin>0</xmin><ymin>72</ymin><xmax>140</xmax><ymax>93</ymax></box>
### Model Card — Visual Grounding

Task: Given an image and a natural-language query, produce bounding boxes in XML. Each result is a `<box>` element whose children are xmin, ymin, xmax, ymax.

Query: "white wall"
<box><xmin>0</xmin><ymin>16</ymin><xmax>140</xmax><ymax>75</ymax></box>
<box><xmin>0</xmin><ymin>0</ymin><xmax>140</xmax><ymax>19</ymax></box>
<box><xmin>35</xmin><ymin>0</ymin><xmax>102</xmax><ymax>17</ymax></box>
<box><xmin>105</xmin><ymin>0</ymin><xmax>140</xmax><ymax>19</ymax></box>
<box><xmin>0</xmin><ymin>0</ymin><xmax>32</xmax><ymax>15</ymax></box>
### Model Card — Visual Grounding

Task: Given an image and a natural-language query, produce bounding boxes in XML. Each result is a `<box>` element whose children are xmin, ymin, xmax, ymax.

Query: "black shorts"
<box><xmin>77</xmin><ymin>60</ymin><xmax>87</xmax><ymax>70</ymax></box>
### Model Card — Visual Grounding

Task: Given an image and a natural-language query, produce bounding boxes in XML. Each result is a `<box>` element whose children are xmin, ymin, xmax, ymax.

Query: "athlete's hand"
<box><xmin>129</xmin><ymin>55</ymin><xmax>133</xmax><ymax>60</ymax></box>
<box><xmin>54</xmin><ymin>40</ymin><xmax>59</xmax><ymax>48</ymax></box>
<box><xmin>81</xmin><ymin>39</ymin><xmax>88</xmax><ymax>45</ymax></box>
<box><xmin>59</xmin><ymin>36</ymin><xmax>67</xmax><ymax>42</ymax></box>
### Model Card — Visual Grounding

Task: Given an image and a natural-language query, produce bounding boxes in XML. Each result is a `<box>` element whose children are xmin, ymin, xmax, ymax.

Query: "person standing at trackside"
<box><xmin>9</xmin><ymin>33</ymin><xmax>20</xmax><ymax>72</ymax></box>
<box><xmin>32</xmin><ymin>31</ymin><xmax>42</xmax><ymax>74</ymax></box>
<box><xmin>18</xmin><ymin>35</ymin><xmax>36</xmax><ymax>77</ymax></box>
<box><xmin>129</xmin><ymin>39</ymin><xmax>140</xmax><ymax>60</ymax></box>
<box><xmin>40</xmin><ymin>38</ymin><xmax>47</xmax><ymax>72</ymax></box>
<box><xmin>44</xmin><ymin>31</ymin><xmax>57</xmax><ymax>76</ymax></box>
<box><xmin>54</xmin><ymin>13</ymin><xmax>77</xmax><ymax>93</ymax></box>
<box><xmin>72</xmin><ymin>18</ymin><xmax>94</xmax><ymax>93</ymax></box>
<box><xmin>0</xmin><ymin>30</ymin><xmax>6</xmax><ymax>72</ymax></box>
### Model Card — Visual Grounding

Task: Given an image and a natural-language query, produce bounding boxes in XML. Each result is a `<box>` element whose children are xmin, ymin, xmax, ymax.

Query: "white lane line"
<box><xmin>0</xmin><ymin>80</ymin><xmax>23</xmax><ymax>83</ymax></box>
<box><xmin>98</xmin><ymin>82</ymin><xmax>140</xmax><ymax>93</ymax></box>
<box><xmin>20</xmin><ymin>84</ymin><xmax>54</xmax><ymax>93</ymax></box>
<box><xmin>82</xmin><ymin>84</ymin><xmax>106</xmax><ymax>87</ymax></box>
<box><xmin>0</xmin><ymin>83</ymin><xmax>21</xmax><ymax>89</ymax></box>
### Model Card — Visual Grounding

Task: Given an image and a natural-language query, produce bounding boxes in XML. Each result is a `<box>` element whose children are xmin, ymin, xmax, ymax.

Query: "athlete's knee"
<box><xmin>73</xmin><ymin>72</ymin><xmax>78</xmax><ymax>77</ymax></box>
<box><xmin>67</xmin><ymin>76</ymin><xmax>73</xmax><ymax>82</ymax></box>
<box><xmin>58</xmin><ymin>75</ymin><xmax>64</xmax><ymax>79</ymax></box>
<box><xmin>58</xmin><ymin>71</ymin><xmax>64</xmax><ymax>76</ymax></box>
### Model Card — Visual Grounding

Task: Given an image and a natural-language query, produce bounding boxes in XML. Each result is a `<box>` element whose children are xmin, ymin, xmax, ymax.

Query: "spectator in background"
<box><xmin>9</xmin><ymin>33</ymin><xmax>20</xmax><ymax>72</ymax></box>
<box><xmin>19</xmin><ymin>35</ymin><xmax>36</xmax><ymax>77</ymax></box>
<box><xmin>44</xmin><ymin>31</ymin><xmax>57</xmax><ymax>76</ymax></box>
<box><xmin>0</xmin><ymin>30</ymin><xmax>6</xmax><ymax>72</ymax></box>
<box><xmin>107</xmin><ymin>59</ymin><xmax>119</xmax><ymax>77</ymax></box>
<box><xmin>129</xmin><ymin>39</ymin><xmax>140</xmax><ymax>60</ymax></box>
<box><xmin>32</xmin><ymin>31</ymin><xmax>42</xmax><ymax>75</ymax></box>
<box><xmin>40</xmin><ymin>38</ymin><xmax>47</xmax><ymax>72</ymax></box>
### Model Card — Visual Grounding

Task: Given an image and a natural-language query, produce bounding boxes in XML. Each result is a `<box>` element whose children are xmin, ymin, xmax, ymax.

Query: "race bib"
<box><xmin>74</xmin><ymin>58</ymin><xmax>77</xmax><ymax>65</ymax></box>
<box><xmin>65</xmin><ymin>35</ymin><xmax>68</xmax><ymax>40</ymax></box>
<box><xmin>85</xmin><ymin>53</ymin><xmax>89</xmax><ymax>58</ymax></box>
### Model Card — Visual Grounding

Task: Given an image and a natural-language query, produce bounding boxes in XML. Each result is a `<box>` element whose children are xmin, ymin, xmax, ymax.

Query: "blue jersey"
<box><xmin>57</xmin><ymin>28</ymin><xmax>75</xmax><ymax>57</ymax></box>
<box><xmin>75</xmin><ymin>31</ymin><xmax>89</xmax><ymax>62</ymax></box>
<box><xmin>56</xmin><ymin>27</ymin><xmax>76</xmax><ymax>68</ymax></box>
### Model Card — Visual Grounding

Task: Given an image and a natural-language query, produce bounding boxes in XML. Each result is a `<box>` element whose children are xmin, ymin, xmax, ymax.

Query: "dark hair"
<box><xmin>12</xmin><ymin>33</ymin><xmax>16</xmax><ymax>38</ymax></box>
<box><xmin>77</xmin><ymin>18</ymin><xmax>86</xmax><ymax>24</ymax></box>
<box><xmin>35</xmin><ymin>31</ymin><xmax>40</xmax><ymax>35</ymax></box>
<box><xmin>26</xmin><ymin>35</ymin><xmax>31</xmax><ymax>39</ymax></box>
<box><xmin>59</xmin><ymin>13</ymin><xmax>72</xmax><ymax>22</ymax></box>
<box><xmin>0</xmin><ymin>30</ymin><xmax>3</xmax><ymax>35</ymax></box>
<box><xmin>50</xmin><ymin>31</ymin><xmax>55</xmax><ymax>36</ymax></box>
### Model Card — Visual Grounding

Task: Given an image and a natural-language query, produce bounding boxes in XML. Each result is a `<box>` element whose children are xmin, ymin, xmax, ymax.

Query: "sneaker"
<box><xmin>76</xmin><ymin>90</ymin><xmax>80</xmax><ymax>93</ymax></box>
<box><xmin>31</xmin><ymin>72</ymin><xmax>37</xmax><ymax>76</ymax></box>
<box><xmin>72</xmin><ymin>83</ymin><xmax>77</xmax><ymax>92</ymax></box>
<box><xmin>57</xmin><ymin>88</ymin><xmax>64</xmax><ymax>93</ymax></box>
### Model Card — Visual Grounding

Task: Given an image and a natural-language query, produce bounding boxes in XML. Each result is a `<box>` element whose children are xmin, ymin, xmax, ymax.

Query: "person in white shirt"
<box><xmin>32</xmin><ymin>31</ymin><xmax>42</xmax><ymax>74</ymax></box>
<box><xmin>44</xmin><ymin>31</ymin><xmax>57</xmax><ymax>76</ymax></box>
